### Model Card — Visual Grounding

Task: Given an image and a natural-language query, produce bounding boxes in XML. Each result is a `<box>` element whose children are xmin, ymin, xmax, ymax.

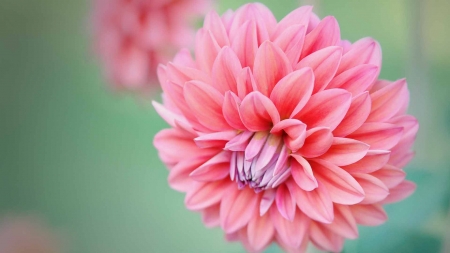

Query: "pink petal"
<box><xmin>381</xmin><ymin>180</ymin><xmax>416</xmax><ymax>204</ymax></box>
<box><xmin>301</xmin><ymin>16</ymin><xmax>341</xmax><ymax>58</ymax></box>
<box><xmin>309</xmin><ymin>222</ymin><xmax>344</xmax><ymax>253</ymax></box>
<box><xmin>168</xmin><ymin>156</ymin><xmax>209</xmax><ymax>192</ymax></box>
<box><xmin>333</xmin><ymin>91</ymin><xmax>372</xmax><ymax>137</ymax></box>
<box><xmin>224</xmin><ymin>131</ymin><xmax>253</xmax><ymax>152</ymax></box>
<box><xmin>152</xmin><ymin>101</ymin><xmax>191</xmax><ymax>131</ymax></box>
<box><xmin>352</xmin><ymin>173</ymin><xmax>389</xmax><ymax>204</ymax></box>
<box><xmin>337</xmin><ymin>37</ymin><xmax>382</xmax><ymax>76</ymax></box>
<box><xmin>289</xmin><ymin>179</ymin><xmax>333</xmax><ymax>223</ymax></box>
<box><xmin>195</xmin><ymin>29</ymin><xmax>221</xmax><ymax>74</ymax></box>
<box><xmin>231</xmin><ymin>21</ymin><xmax>258</xmax><ymax>69</ymax></box>
<box><xmin>247</xmin><ymin>213</ymin><xmax>275</xmax><ymax>252</ymax></box>
<box><xmin>253</xmin><ymin>41</ymin><xmax>292</xmax><ymax>96</ymax></box>
<box><xmin>350</xmin><ymin>204</ymin><xmax>388</xmax><ymax>226</ymax></box>
<box><xmin>274</xmin><ymin>25</ymin><xmax>306</xmax><ymax>66</ymax></box>
<box><xmin>370</xmin><ymin>164</ymin><xmax>406</xmax><ymax>188</ymax></box>
<box><xmin>348</xmin><ymin>123</ymin><xmax>403</xmax><ymax>150</ymax></box>
<box><xmin>272</xmin><ymin>5</ymin><xmax>312</xmax><ymax>40</ymax></box>
<box><xmin>298</xmin><ymin>127</ymin><xmax>333</xmax><ymax>158</ymax></box>
<box><xmin>166</xmin><ymin>62</ymin><xmax>212</xmax><ymax>86</ymax></box>
<box><xmin>270</xmin><ymin>206</ymin><xmax>310</xmax><ymax>249</ymax></box>
<box><xmin>185</xmin><ymin>180</ymin><xmax>230</xmax><ymax>210</ymax></box>
<box><xmin>271</xmin><ymin>119</ymin><xmax>307</xmax><ymax>152</ymax></box>
<box><xmin>318</xmin><ymin>137</ymin><xmax>370</xmax><ymax>166</ymax></box>
<box><xmin>260</xmin><ymin>188</ymin><xmax>276</xmax><ymax>216</ymax></box>
<box><xmin>368</xmin><ymin>78</ymin><xmax>408</xmax><ymax>122</ymax></box>
<box><xmin>255</xmin><ymin>134</ymin><xmax>283</xmax><ymax>170</ymax></box>
<box><xmin>204</xmin><ymin>11</ymin><xmax>230</xmax><ymax>47</ymax></box>
<box><xmin>389</xmin><ymin>151</ymin><xmax>415</xmax><ymax>168</ymax></box>
<box><xmin>236</xmin><ymin>67</ymin><xmax>257</xmax><ymax>99</ymax></box>
<box><xmin>240</xmin><ymin>91</ymin><xmax>281</xmax><ymax>132</ymax></box>
<box><xmin>327</xmin><ymin>64</ymin><xmax>379</xmax><ymax>96</ymax></box>
<box><xmin>324</xmin><ymin>205</ymin><xmax>358</xmax><ymax>239</ymax></box>
<box><xmin>194</xmin><ymin>131</ymin><xmax>237</xmax><ymax>149</ymax></box>
<box><xmin>245</xmin><ymin>131</ymin><xmax>269</xmax><ymax>160</ymax></box>
<box><xmin>222</xmin><ymin>91</ymin><xmax>246</xmax><ymax>130</ymax></box>
<box><xmin>296</xmin><ymin>46</ymin><xmax>343</xmax><ymax>94</ymax></box>
<box><xmin>211</xmin><ymin>47</ymin><xmax>242</xmax><ymax>94</ymax></box>
<box><xmin>220</xmin><ymin>187</ymin><xmax>258</xmax><ymax>233</ymax></box>
<box><xmin>154</xmin><ymin>128</ymin><xmax>199</xmax><ymax>165</ymax></box>
<box><xmin>311</xmin><ymin>159</ymin><xmax>365</xmax><ymax>205</ymax></box>
<box><xmin>270</xmin><ymin>68</ymin><xmax>314</xmax><ymax>119</ymax></box>
<box><xmin>275</xmin><ymin>184</ymin><xmax>296</xmax><ymax>221</ymax></box>
<box><xmin>202</xmin><ymin>204</ymin><xmax>221</xmax><ymax>228</ymax></box>
<box><xmin>190</xmin><ymin>152</ymin><xmax>231</xmax><ymax>182</ymax></box>
<box><xmin>291</xmin><ymin>154</ymin><xmax>318</xmax><ymax>191</ymax></box>
<box><xmin>184</xmin><ymin>81</ymin><xmax>232</xmax><ymax>131</ymax></box>
<box><xmin>342</xmin><ymin>150</ymin><xmax>391</xmax><ymax>174</ymax></box>
<box><xmin>295</xmin><ymin>89</ymin><xmax>352</xmax><ymax>131</ymax></box>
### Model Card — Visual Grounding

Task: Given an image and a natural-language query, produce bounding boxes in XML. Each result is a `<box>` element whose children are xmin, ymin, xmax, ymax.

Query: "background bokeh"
<box><xmin>1</xmin><ymin>0</ymin><xmax>449</xmax><ymax>252</ymax></box>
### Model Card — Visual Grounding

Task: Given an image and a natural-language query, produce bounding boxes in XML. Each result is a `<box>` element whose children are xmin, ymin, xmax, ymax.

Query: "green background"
<box><xmin>1</xmin><ymin>0</ymin><xmax>449</xmax><ymax>252</ymax></box>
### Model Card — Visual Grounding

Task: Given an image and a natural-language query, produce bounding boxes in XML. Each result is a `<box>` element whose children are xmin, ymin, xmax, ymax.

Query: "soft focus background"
<box><xmin>1</xmin><ymin>0</ymin><xmax>449</xmax><ymax>252</ymax></box>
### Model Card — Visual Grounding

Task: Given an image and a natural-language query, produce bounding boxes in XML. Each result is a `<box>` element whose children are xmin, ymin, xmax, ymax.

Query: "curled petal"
<box><xmin>274</xmin><ymin>25</ymin><xmax>306</xmax><ymax>66</ymax></box>
<box><xmin>348</xmin><ymin>123</ymin><xmax>403</xmax><ymax>150</ymax></box>
<box><xmin>272</xmin><ymin>5</ymin><xmax>312</xmax><ymax>39</ymax></box>
<box><xmin>194</xmin><ymin>131</ymin><xmax>237</xmax><ymax>149</ymax></box>
<box><xmin>270</xmin><ymin>68</ymin><xmax>314</xmax><ymax>119</ymax></box>
<box><xmin>236</xmin><ymin>67</ymin><xmax>257</xmax><ymax>99</ymax></box>
<box><xmin>276</xmin><ymin>184</ymin><xmax>296</xmax><ymax>221</ymax></box>
<box><xmin>271</xmin><ymin>206</ymin><xmax>310</xmax><ymax>249</ymax></box>
<box><xmin>352</xmin><ymin>173</ymin><xmax>389</xmax><ymax>204</ymax></box>
<box><xmin>342</xmin><ymin>150</ymin><xmax>391</xmax><ymax>174</ymax></box>
<box><xmin>296</xmin><ymin>46</ymin><xmax>343</xmax><ymax>94</ymax></box>
<box><xmin>253</xmin><ymin>41</ymin><xmax>292</xmax><ymax>96</ymax></box>
<box><xmin>240</xmin><ymin>91</ymin><xmax>281</xmax><ymax>131</ymax></box>
<box><xmin>289</xmin><ymin>179</ymin><xmax>333</xmax><ymax>223</ymax></box>
<box><xmin>327</xmin><ymin>64</ymin><xmax>379</xmax><ymax>96</ymax></box>
<box><xmin>231</xmin><ymin>21</ymin><xmax>258</xmax><ymax>69</ymax></box>
<box><xmin>204</xmin><ymin>11</ymin><xmax>230</xmax><ymax>47</ymax></box>
<box><xmin>260</xmin><ymin>188</ymin><xmax>276</xmax><ymax>216</ymax></box>
<box><xmin>301</xmin><ymin>16</ymin><xmax>341</xmax><ymax>58</ymax></box>
<box><xmin>271</xmin><ymin>119</ymin><xmax>307</xmax><ymax>152</ymax></box>
<box><xmin>370</xmin><ymin>164</ymin><xmax>406</xmax><ymax>188</ymax></box>
<box><xmin>154</xmin><ymin>128</ymin><xmax>199</xmax><ymax>166</ymax></box>
<box><xmin>333</xmin><ymin>91</ymin><xmax>371</xmax><ymax>137</ymax></box>
<box><xmin>185</xmin><ymin>180</ymin><xmax>230</xmax><ymax>210</ymax></box>
<box><xmin>298</xmin><ymin>127</ymin><xmax>333</xmax><ymax>158</ymax></box>
<box><xmin>211</xmin><ymin>47</ymin><xmax>242</xmax><ymax>94</ymax></box>
<box><xmin>350</xmin><ymin>204</ymin><xmax>388</xmax><ymax>226</ymax></box>
<box><xmin>368</xmin><ymin>79</ymin><xmax>408</xmax><ymax>122</ymax></box>
<box><xmin>184</xmin><ymin>80</ymin><xmax>231</xmax><ymax>131</ymax></box>
<box><xmin>337</xmin><ymin>37</ymin><xmax>382</xmax><ymax>76</ymax></box>
<box><xmin>291</xmin><ymin>154</ymin><xmax>318</xmax><ymax>191</ymax></box>
<box><xmin>169</xmin><ymin>156</ymin><xmax>209</xmax><ymax>192</ymax></box>
<box><xmin>324</xmin><ymin>205</ymin><xmax>358</xmax><ymax>239</ymax></box>
<box><xmin>295</xmin><ymin>89</ymin><xmax>352</xmax><ymax>131</ymax></box>
<box><xmin>223</xmin><ymin>91</ymin><xmax>246</xmax><ymax>130</ymax></box>
<box><xmin>311</xmin><ymin>159</ymin><xmax>365</xmax><ymax>205</ymax></box>
<box><xmin>381</xmin><ymin>180</ymin><xmax>416</xmax><ymax>204</ymax></box>
<box><xmin>220</xmin><ymin>187</ymin><xmax>258</xmax><ymax>233</ymax></box>
<box><xmin>247</xmin><ymin>212</ymin><xmax>274</xmax><ymax>252</ymax></box>
<box><xmin>318</xmin><ymin>137</ymin><xmax>370</xmax><ymax>166</ymax></box>
<box><xmin>190</xmin><ymin>152</ymin><xmax>231</xmax><ymax>182</ymax></box>
<box><xmin>309</xmin><ymin>222</ymin><xmax>345</xmax><ymax>253</ymax></box>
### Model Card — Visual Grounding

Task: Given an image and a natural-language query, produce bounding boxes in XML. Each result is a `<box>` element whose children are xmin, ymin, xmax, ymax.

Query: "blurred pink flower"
<box><xmin>92</xmin><ymin>0</ymin><xmax>210</xmax><ymax>91</ymax></box>
<box><xmin>0</xmin><ymin>215</ymin><xmax>63</xmax><ymax>253</ymax></box>
<box><xmin>153</xmin><ymin>3</ymin><xmax>418</xmax><ymax>253</ymax></box>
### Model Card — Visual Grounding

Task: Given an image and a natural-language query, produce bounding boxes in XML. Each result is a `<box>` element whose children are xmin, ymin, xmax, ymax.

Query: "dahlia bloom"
<box><xmin>154</xmin><ymin>4</ymin><xmax>418</xmax><ymax>252</ymax></box>
<box><xmin>0</xmin><ymin>215</ymin><xmax>63</xmax><ymax>253</ymax></box>
<box><xmin>92</xmin><ymin>0</ymin><xmax>210</xmax><ymax>91</ymax></box>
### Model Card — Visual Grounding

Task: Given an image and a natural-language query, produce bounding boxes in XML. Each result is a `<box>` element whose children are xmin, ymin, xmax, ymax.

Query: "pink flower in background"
<box><xmin>154</xmin><ymin>3</ymin><xmax>418</xmax><ymax>253</ymax></box>
<box><xmin>0</xmin><ymin>215</ymin><xmax>63</xmax><ymax>253</ymax></box>
<box><xmin>92</xmin><ymin>0</ymin><xmax>210</xmax><ymax>91</ymax></box>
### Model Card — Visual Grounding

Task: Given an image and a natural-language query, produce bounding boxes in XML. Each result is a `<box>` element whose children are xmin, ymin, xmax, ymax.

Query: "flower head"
<box><xmin>92</xmin><ymin>0</ymin><xmax>210</xmax><ymax>91</ymax></box>
<box><xmin>0</xmin><ymin>215</ymin><xmax>63</xmax><ymax>253</ymax></box>
<box><xmin>154</xmin><ymin>4</ymin><xmax>418</xmax><ymax>252</ymax></box>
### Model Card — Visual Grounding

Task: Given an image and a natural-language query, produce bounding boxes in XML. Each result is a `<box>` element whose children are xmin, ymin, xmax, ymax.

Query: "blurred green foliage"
<box><xmin>0</xmin><ymin>0</ymin><xmax>449</xmax><ymax>252</ymax></box>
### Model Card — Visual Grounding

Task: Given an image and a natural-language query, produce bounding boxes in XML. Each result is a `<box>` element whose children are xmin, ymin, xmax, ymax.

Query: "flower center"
<box><xmin>225</xmin><ymin>131</ymin><xmax>291</xmax><ymax>193</ymax></box>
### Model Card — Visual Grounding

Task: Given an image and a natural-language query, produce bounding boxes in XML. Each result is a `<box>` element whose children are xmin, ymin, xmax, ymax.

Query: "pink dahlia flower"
<box><xmin>154</xmin><ymin>3</ymin><xmax>418</xmax><ymax>253</ymax></box>
<box><xmin>92</xmin><ymin>0</ymin><xmax>210</xmax><ymax>91</ymax></box>
<box><xmin>0</xmin><ymin>215</ymin><xmax>63</xmax><ymax>253</ymax></box>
